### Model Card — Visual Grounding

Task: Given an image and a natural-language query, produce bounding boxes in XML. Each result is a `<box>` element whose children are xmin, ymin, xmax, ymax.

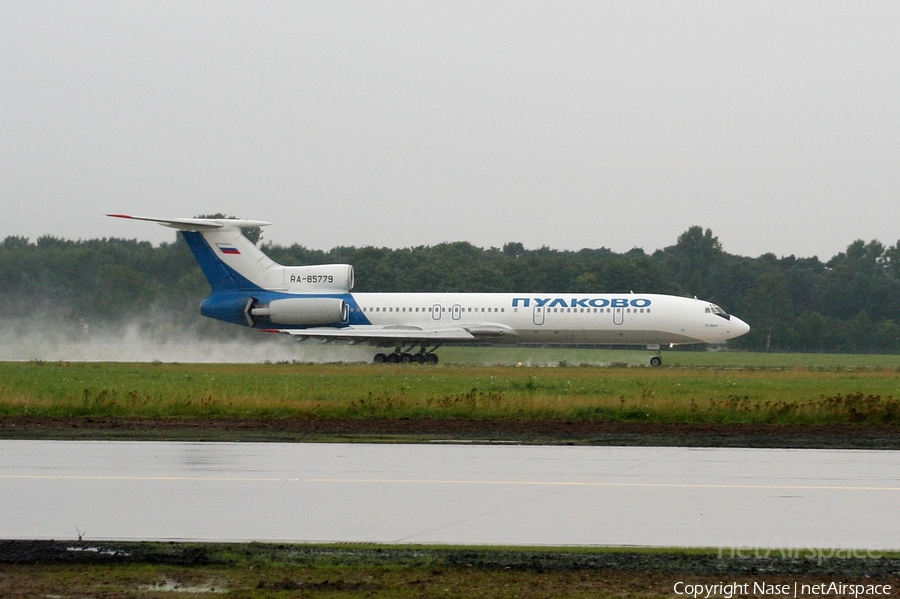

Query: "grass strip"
<box><xmin>2</xmin><ymin>360</ymin><xmax>900</xmax><ymax>426</ymax></box>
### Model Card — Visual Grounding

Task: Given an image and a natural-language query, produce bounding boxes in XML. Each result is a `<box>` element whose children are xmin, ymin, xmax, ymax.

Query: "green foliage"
<box><xmin>0</xmin><ymin>234</ymin><xmax>204</xmax><ymax>326</ymax></box>
<box><xmin>4</xmin><ymin>227</ymin><xmax>900</xmax><ymax>353</ymax></box>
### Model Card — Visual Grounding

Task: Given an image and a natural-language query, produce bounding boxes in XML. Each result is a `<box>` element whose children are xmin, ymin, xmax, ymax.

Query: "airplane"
<box><xmin>108</xmin><ymin>214</ymin><xmax>750</xmax><ymax>365</ymax></box>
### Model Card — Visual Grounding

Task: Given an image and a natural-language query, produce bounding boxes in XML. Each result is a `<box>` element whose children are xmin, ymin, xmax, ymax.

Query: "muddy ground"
<box><xmin>3</xmin><ymin>541</ymin><xmax>898</xmax><ymax>598</ymax></box>
<box><xmin>2</xmin><ymin>540</ymin><xmax>899</xmax><ymax>577</ymax></box>
<box><xmin>2</xmin><ymin>415</ymin><xmax>900</xmax><ymax>448</ymax></box>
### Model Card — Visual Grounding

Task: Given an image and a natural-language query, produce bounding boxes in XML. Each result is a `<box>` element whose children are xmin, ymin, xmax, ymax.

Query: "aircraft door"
<box><xmin>432</xmin><ymin>304</ymin><xmax>442</xmax><ymax>321</ymax></box>
<box><xmin>533</xmin><ymin>305</ymin><xmax>545</xmax><ymax>325</ymax></box>
<box><xmin>452</xmin><ymin>304</ymin><xmax>461</xmax><ymax>320</ymax></box>
<box><xmin>613</xmin><ymin>306</ymin><xmax>625</xmax><ymax>325</ymax></box>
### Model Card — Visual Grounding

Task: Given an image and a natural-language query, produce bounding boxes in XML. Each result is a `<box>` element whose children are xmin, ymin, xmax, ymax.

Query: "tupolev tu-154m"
<box><xmin>109</xmin><ymin>215</ymin><xmax>749</xmax><ymax>365</ymax></box>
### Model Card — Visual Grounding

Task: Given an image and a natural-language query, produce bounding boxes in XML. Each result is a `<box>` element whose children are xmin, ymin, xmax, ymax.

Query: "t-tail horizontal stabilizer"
<box><xmin>106</xmin><ymin>214</ymin><xmax>272</xmax><ymax>230</ymax></box>
<box><xmin>107</xmin><ymin>213</ymin><xmax>277</xmax><ymax>293</ymax></box>
<box><xmin>107</xmin><ymin>214</ymin><xmax>355</xmax><ymax>297</ymax></box>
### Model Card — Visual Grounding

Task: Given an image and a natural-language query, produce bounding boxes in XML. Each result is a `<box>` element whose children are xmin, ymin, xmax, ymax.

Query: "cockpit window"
<box><xmin>709</xmin><ymin>304</ymin><xmax>731</xmax><ymax>320</ymax></box>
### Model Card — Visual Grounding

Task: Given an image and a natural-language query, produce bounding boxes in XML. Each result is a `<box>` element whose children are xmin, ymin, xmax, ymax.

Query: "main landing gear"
<box><xmin>373</xmin><ymin>343</ymin><xmax>442</xmax><ymax>365</ymax></box>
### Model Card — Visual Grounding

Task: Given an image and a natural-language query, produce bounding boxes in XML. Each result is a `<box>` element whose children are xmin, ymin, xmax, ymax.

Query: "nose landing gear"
<box><xmin>648</xmin><ymin>344</ymin><xmax>663</xmax><ymax>367</ymax></box>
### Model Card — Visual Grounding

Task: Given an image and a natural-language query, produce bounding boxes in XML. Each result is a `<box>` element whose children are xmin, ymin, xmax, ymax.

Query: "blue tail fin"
<box><xmin>181</xmin><ymin>230</ymin><xmax>259</xmax><ymax>292</ymax></box>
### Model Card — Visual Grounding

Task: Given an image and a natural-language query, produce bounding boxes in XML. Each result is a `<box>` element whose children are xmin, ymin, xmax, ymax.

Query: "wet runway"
<box><xmin>1</xmin><ymin>441</ymin><xmax>898</xmax><ymax>548</ymax></box>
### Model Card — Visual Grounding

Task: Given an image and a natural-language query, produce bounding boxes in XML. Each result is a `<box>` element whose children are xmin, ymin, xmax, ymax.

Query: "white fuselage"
<box><xmin>345</xmin><ymin>292</ymin><xmax>748</xmax><ymax>345</ymax></box>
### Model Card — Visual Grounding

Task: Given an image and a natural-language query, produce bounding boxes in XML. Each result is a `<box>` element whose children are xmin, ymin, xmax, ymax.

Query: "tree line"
<box><xmin>2</xmin><ymin>225</ymin><xmax>900</xmax><ymax>353</ymax></box>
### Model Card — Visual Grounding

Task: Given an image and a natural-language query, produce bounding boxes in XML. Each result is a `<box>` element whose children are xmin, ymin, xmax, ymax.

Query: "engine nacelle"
<box><xmin>251</xmin><ymin>298</ymin><xmax>348</xmax><ymax>325</ymax></box>
<box><xmin>282</xmin><ymin>264</ymin><xmax>354</xmax><ymax>292</ymax></box>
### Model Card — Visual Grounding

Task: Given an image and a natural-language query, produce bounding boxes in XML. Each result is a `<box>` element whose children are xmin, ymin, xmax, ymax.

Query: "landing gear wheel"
<box><xmin>650</xmin><ymin>356</ymin><xmax>662</xmax><ymax>367</ymax></box>
<box><xmin>387</xmin><ymin>353</ymin><xmax>401</xmax><ymax>363</ymax></box>
<box><xmin>412</xmin><ymin>353</ymin><xmax>425</xmax><ymax>364</ymax></box>
<box><xmin>400</xmin><ymin>353</ymin><xmax>413</xmax><ymax>363</ymax></box>
<box><xmin>373</xmin><ymin>353</ymin><xmax>387</xmax><ymax>364</ymax></box>
<box><xmin>426</xmin><ymin>353</ymin><xmax>439</xmax><ymax>365</ymax></box>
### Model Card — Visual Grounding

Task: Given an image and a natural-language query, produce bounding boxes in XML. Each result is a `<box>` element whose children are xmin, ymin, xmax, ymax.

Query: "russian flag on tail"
<box><xmin>216</xmin><ymin>243</ymin><xmax>241</xmax><ymax>255</ymax></box>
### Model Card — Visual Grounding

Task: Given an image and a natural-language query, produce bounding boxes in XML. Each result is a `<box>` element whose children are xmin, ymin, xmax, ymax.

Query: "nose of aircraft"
<box><xmin>728</xmin><ymin>316</ymin><xmax>751</xmax><ymax>339</ymax></box>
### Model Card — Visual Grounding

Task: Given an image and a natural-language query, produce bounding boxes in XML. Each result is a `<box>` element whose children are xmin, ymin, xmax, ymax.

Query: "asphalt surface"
<box><xmin>1</xmin><ymin>440</ymin><xmax>898</xmax><ymax>548</ymax></box>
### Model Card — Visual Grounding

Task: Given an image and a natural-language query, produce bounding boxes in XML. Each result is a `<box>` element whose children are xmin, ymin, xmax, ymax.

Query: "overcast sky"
<box><xmin>2</xmin><ymin>1</ymin><xmax>898</xmax><ymax>260</ymax></box>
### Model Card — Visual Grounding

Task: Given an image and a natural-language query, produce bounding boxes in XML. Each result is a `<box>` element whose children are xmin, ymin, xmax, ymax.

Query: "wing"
<box><xmin>262</xmin><ymin>324</ymin><xmax>517</xmax><ymax>345</ymax></box>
